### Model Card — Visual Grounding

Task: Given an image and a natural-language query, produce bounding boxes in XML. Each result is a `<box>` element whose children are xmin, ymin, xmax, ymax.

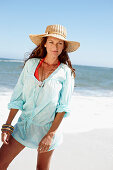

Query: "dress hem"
<box><xmin>11</xmin><ymin>133</ymin><xmax>63</xmax><ymax>151</ymax></box>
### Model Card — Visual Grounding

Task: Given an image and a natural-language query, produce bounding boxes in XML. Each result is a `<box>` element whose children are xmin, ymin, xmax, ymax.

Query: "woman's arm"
<box><xmin>38</xmin><ymin>112</ymin><xmax>65</xmax><ymax>153</ymax></box>
<box><xmin>5</xmin><ymin>108</ymin><xmax>19</xmax><ymax>124</ymax></box>
<box><xmin>47</xmin><ymin>112</ymin><xmax>65</xmax><ymax>137</ymax></box>
<box><xmin>1</xmin><ymin>109</ymin><xmax>19</xmax><ymax>144</ymax></box>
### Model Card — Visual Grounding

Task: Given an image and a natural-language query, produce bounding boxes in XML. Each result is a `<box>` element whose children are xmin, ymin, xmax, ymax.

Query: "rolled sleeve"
<box><xmin>8</xmin><ymin>60</ymin><xmax>29</xmax><ymax>110</ymax></box>
<box><xmin>55</xmin><ymin>68</ymin><xmax>75</xmax><ymax>118</ymax></box>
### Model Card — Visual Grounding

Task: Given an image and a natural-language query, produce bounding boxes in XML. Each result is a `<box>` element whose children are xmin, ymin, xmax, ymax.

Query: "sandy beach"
<box><xmin>0</xmin><ymin>93</ymin><xmax>113</xmax><ymax>170</ymax></box>
<box><xmin>0</xmin><ymin>129</ymin><xmax>112</xmax><ymax>170</ymax></box>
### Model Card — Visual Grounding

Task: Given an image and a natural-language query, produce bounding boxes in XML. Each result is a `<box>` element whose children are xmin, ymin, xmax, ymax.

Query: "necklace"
<box><xmin>35</xmin><ymin>58</ymin><xmax>60</xmax><ymax>88</ymax></box>
<box><xmin>43</xmin><ymin>60</ymin><xmax>59</xmax><ymax>66</ymax></box>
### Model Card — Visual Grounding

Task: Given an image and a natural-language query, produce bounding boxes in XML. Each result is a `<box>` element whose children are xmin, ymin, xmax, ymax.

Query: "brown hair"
<box><xmin>24</xmin><ymin>37</ymin><xmax>76</xmax><ymax>78</ymax></box>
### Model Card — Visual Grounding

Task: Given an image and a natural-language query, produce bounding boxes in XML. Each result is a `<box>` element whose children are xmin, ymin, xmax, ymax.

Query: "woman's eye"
<box><xmin>49</xmin><ymin>41</ymin><xmax>63</xmax><ymax>45</ymax></box>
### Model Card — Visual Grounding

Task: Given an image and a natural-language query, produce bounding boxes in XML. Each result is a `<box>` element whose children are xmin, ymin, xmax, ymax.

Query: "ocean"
<box><xmin>0</xmin><ymin>58</ymin><xmax>113</xmax><ymax>134</ymax></box>
<box><xmin>0</xmin><ymin>58</ymin><xmax>113</xmax><ymax>97</ymax></box>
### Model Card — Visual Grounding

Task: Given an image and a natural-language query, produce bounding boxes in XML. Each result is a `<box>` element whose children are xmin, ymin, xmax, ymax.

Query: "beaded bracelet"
<box><xmin>1</xmin><ymin>124</ymin><xmax>14</xmax><ymax>134</ymax></box>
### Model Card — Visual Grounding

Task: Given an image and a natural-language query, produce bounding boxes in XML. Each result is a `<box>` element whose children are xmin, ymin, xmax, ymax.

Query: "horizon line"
<box><xmin>0</xmin><ymin>57</ymin><xmax>113</xmax><ymax>69</ymax></box>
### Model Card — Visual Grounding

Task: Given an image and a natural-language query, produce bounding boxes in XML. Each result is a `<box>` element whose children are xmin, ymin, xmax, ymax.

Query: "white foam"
<box><xmin>0</xmin><ymin>60</ymin><xmax>24</xmax><ymax>62</ymax></box>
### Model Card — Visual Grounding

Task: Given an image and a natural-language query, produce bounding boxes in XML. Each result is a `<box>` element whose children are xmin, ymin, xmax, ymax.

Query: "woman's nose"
<box><xmin>53</xmin><ymin>44</ymin><xmax>58</xmax><ymax>49</ymax></box>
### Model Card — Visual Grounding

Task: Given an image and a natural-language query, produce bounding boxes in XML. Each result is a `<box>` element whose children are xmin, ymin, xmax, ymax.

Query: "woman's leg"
<box><xmin>36</xmin><ymin>149</ymin><xmax>54</xmax><ymax>170</ymax></box>
<box><xmin>0</xmin><ymin>135</ymin><xmax>25</xmax><ymax>170</ymax></box>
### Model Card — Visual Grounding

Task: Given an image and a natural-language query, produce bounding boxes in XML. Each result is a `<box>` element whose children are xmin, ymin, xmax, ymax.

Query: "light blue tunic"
<box><xmin>8</xmin><ymin>58</ymin><xmax>75</xmax><ymax>151</ymax></box>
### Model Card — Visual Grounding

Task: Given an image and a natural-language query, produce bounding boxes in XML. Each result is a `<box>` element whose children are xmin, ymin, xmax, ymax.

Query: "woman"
<box><xmin>0</xmin><ymin>24</ymin><xmax>80</xmax><ymax>170</ymax></box>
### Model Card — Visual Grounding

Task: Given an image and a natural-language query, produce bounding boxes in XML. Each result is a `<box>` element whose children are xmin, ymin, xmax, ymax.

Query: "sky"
<box><xmin>0</xmin><ymin>0</ymin><xmax>113</xmax><ymax>68</ymax></box>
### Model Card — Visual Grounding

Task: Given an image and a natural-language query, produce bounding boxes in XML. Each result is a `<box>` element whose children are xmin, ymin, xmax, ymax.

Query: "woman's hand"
<box><xmin>1</xmin><ymin>131</ymin><xmax>11</xmax><ymax>145</ymax></box>
<box><xmin>38</xmin><ymin>133</ymin><xmax>54</xmax><ymax>153</ymax></box>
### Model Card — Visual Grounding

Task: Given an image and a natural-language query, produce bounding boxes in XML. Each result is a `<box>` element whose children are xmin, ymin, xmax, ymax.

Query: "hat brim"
<box><xmin>29</xmin><ymin>33</ymin><xmax>80</xmax><ymax>53</ymax></box>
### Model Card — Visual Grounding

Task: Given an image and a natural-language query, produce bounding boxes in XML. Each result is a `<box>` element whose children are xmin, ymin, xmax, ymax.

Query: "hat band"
<box><xmin>45</xmin><ymin>31</ymin><xmax>66</xmax><ymax>39</ymax></box>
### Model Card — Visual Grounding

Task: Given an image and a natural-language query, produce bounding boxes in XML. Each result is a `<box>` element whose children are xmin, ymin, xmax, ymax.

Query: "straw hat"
<box><xmin>29</xmin><ymin>24</ymin><xmax>80</xmax><ymax>53</ymax></box>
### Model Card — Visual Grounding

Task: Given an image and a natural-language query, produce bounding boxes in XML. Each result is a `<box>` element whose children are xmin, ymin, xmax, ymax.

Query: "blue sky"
<box><xmin>0</xmin><ymin>0</ymin><xmax>113</xmax><ymax>67</ymax></box>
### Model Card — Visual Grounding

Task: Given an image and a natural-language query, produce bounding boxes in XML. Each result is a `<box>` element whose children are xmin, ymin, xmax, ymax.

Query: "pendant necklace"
<box><xmin>38</xmin><ymin>62</ymin><xmax>45</xmax><ymax>87</ymax></box>
<box><xmin>35</xmin><ymin>58</ymin><xmax>60</xmax><ymax>88</ymax></box>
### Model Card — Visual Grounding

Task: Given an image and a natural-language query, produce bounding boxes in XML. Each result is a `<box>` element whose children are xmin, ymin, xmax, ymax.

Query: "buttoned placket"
<box><xmin>23</xmin><ymin>79</ymin><xmax>45</xmax><ymax>133</ymax></box>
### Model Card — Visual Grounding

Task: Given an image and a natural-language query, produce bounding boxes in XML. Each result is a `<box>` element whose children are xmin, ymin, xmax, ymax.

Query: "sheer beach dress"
<box><xmin>8</xmin><ymin>57</ymin><xmax>75</xmax><ymax>151</ymax></box>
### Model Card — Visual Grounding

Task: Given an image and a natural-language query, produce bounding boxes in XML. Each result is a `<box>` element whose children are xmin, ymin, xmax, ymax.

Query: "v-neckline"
<box><xmin>34</xmin><ymin>58</ymin><xmax>62</xmax><ymax>83</ymax></box>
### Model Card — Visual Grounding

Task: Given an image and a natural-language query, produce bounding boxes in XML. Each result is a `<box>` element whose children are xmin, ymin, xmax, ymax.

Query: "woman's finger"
<box><xmin>1</xmin><ymin>133</ymin><xmax>8</xmax><ymax>144</ymax></box>
<box><xmin>38</xmin><ymin>144</ymin><xmax>50</xmax><ymax>153</ymax></box>
<box><xmin>38</xmin><ymin>143</ymin><xmax>44</xmax><ymax>150</ymax></box>
<box><xmin>43</xmin><ymin>146</ymin><xmax>50</xmax><ymax>152</ymax></box>
<box><xmin>6</xmin><ymin>133</ymin><xmax>11</xmax><ymax>144</ymax></box>
<box><xmin>40</xmin><ymin>145</ymin><xmax>46</xmax><ymax>152</ymax></box>
<box><xmin>1</xmin><ymin>132</ymin><xmax>10</xmax><ymax>145</ymax></box>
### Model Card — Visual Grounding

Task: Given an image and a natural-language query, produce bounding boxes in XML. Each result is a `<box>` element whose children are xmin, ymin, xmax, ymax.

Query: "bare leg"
<box><xmin>36</xmin><ymin>149</ymin><xmax>54</xmax><ymax>170</ymax></box>
<box><xmin>0</xmin><ymin>135</ymin><xmax>25</xmax><ymax>170</ymax></box>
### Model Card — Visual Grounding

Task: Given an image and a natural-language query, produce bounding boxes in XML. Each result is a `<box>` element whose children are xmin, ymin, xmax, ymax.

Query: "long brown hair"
<box><xmin>24</xmin><ymin>37</ymin><xmax>76</xmax><ymax>78</ymax></box>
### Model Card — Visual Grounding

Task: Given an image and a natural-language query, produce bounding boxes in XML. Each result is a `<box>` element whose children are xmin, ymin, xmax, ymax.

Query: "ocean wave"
<box><xmin>0</xmin><ymin>59</ymin><xmax>24</xmax><ymax>63</ymax></box>
<box><xmin>74</xmin><ymin>88</ymin><xmax>113</xmax><ymax>97</ymax></box>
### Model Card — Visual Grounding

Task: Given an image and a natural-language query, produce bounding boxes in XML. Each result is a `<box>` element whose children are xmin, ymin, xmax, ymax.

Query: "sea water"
<box><xmin>0</xmin><ymin>58</ymin><xmax>113</xmax><ymax>96</ymax></box>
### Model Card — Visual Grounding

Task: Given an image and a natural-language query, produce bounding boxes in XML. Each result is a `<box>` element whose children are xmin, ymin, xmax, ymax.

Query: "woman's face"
<box><xmin>44</xmin><ymin>36</ymin><xmax>64</xmax><ymax>57</ymax></box>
